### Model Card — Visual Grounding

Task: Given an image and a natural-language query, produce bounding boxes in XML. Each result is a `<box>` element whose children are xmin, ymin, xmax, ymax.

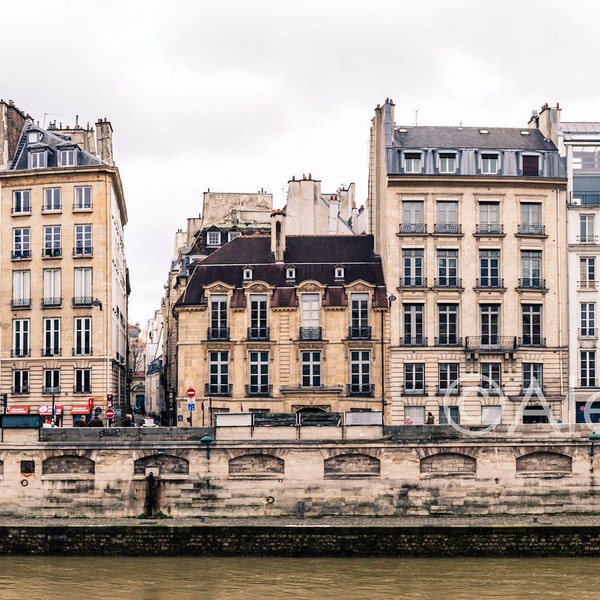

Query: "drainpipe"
<box><xmin>556</xmin><ymin>186</ymin><xmax>565</xmax><ymax>418</ymax></box>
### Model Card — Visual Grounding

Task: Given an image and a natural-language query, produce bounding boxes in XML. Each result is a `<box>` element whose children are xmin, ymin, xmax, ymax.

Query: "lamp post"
<box><xmin>200</xmin><ymin>435</ymin><xmax>214</xmax><ymax>460</ymax></box>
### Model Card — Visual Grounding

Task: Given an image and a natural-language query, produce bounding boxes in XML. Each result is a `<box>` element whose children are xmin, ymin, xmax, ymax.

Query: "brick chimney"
<box><xmin>95</xmin><ymin>117</ymin><xmax>114</xmax><ymax>166</ymax></box>
<box><xmin>271</xmin><ymin>209</ymin><xmax>286</xmax><ymax>262</ymax></box>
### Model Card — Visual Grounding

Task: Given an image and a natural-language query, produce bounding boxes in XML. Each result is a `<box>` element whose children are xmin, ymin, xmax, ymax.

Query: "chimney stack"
<box><xmin>271</xmin><ymin>209</ymin><xmax>286</xmax><ymax>262</ymax></box>
<box><xmin>95</xmin><ymin>117</ymin><xmax>114</xmax><ymax>166</ymax></box>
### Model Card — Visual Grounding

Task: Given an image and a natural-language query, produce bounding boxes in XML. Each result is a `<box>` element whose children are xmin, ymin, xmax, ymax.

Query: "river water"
<box><xmin>1</xmin><ymin>556</ymin><xmax>600</xmax><ymax>599</ymax></box>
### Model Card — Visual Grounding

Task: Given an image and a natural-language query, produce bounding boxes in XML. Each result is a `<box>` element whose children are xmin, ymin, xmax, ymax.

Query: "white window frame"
<box><xmin>207</xmin><ymin>231</ymin><xmax>221</xmax><ymax>246</ymax></box>
<box><xmin>29</xmin><ymin>150</ymin><xmax>47</xmax><ymax>169</ymax></box>
<box><xmin>44</xmin><ymin>188</ymin><xmax>61</xmax><ymax>211</ymax></box>
<box><xmin>249</xmin><ymin>351</ymin><xmax>269</xmax><ymax>394</ymax></box>
<box><xmin>43</xmin><ymin>318</ymin><xmax>61</xmax><ymax>356</ymax></box>
<box><xmin>581</xmin><ymin>350</ymin><xmax>596</xmax><ymax>388</ymax></box>
<box><xmin>439</xmin><ymin>152</ymin><xmax>456</xmax><ymax>174</ymax></box>
<box><xmin>481</xmin><ymin>153</ymin><xmax>499</xmax><ymax>174</ymax></box>
<box><xmin>13</xmin><ymin>319</ymin><xmax>29</xmax><ymax>357</ymax></box>
<box><xmin>74</xmin><ymin>224</ymin><xmax>92</xmax><ymax>255</ymax></box>
<box><xmin>75</xmin><ymin>186</ymin><xmax>92</xmax><ymax>209</ymax></box>
<box><xmin>74</xmin><ymin>317</ymin><xmax>92</xmax><ymax>355</ymax></box>
<box><xmin>13</xmin><ymin>369</ymin><xmax>29</xmax><ymax>394</ymax></box>
<box><xmin>13</xmin><ymin>190</ymin><xmax>30</xmax><ymax>213</ymax></box>
<box><xmin>301</xmin><ymin>350</ymin><xmax>321</xmax><ymax>387</ymax></box>
<box><xmin>404</xmin><ymin>152</ymin><xmax>422</xmax><ymax>173</ymax></box>
<box><xmin>580</xmin><ymin>302</ymin><xmax>596</xmax><ymax>337</ymax></box>
<box><xmin>59</xmin><ymin>148</ymin><xmax>76</xmax><ymax>167</ymax></box>
<box><xmin>44</xmin><ymin>269</ymin><xmax>61</xmax><ymax>305</ymax></box>
<box><xmin>75</xmin><ymin>368</ymin><xmax>92</xmax><ymax>393</ymax></box>
<box><xmin>44</xmin><ymin>225</ymin><xmax>61</xmax><ymax>257</ymax></box>
<box><xmin>350</xmin><ymin>350</ymin><xmax>371</xmax><ymax>394</ymax></box>
<box><xmin>12</xmin><ymin>270</ymin><xmax>30</xmax><ymax>306</ymax></box>
<box><xmin>43</xmin><ymin>369</ymin><xmax>60</xmax><ymax>394</ymax></box>
<box><xmin>74</xmin><ymin>267</ymin><xmax>92</xmax><ymax>303</ymax></box>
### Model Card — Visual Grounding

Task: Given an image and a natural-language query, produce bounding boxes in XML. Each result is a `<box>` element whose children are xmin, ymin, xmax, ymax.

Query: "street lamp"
<box><xmin>200</xmin><ymin>435</ymin><xmax>214</xmax><ymax>459</ymax></box>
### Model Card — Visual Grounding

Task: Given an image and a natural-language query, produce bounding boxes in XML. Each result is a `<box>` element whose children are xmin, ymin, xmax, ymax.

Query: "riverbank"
<box><xmin>1</xmin><ymin>515</ymin><xmax>600</xmax><ymax>557</ymax></box>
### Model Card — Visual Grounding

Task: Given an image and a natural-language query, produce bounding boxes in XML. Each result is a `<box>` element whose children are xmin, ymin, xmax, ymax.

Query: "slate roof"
<box><xmin>175</xmin><ymin>234</ymin><xmax>387</xmax><ymax>309</ymax></box>
<box><xmin>560</xmin><ymin>122</ymin><xmax>600</xmax><ymax>140</ymax></box>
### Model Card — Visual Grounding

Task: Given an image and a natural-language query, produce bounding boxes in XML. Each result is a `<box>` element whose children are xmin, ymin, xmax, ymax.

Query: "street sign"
<box><xmin>186</xmin><ymin>387</ymin><xmax>196</xmax><ymax>399</ymax></box>
<box><xmin>105</xmin><ymin>408</ymin><xmax>115</xmax><ymax>419</ymax></box>
<box><xmin>188</xmin><ymin>403</ymin><xmax>196</xmax><ymax>411</ymax></box>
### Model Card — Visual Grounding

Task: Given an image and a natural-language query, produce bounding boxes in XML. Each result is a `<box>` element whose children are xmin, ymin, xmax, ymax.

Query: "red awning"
<box><xmin>70</xmin><ymin>404</ymin><xmax>92</xmax><ymax>415</ymax></box>
<box><xmin>6</xmin><ymin>406</ymin><xmax>30</xmax><ymax>415</ymax></box>
<box><xmin>38</xmin><ymin>405</ymin><xmax>63</xmax><ymax>416</ymax></box>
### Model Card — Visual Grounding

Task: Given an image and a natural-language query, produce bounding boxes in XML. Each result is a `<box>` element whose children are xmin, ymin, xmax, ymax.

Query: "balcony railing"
<box><xmin>72</xmin><ymin>296</ymin><xmax>93</xmax><ymax>307</ymax></box>
<box><xmin>73</xmin><ymin>386</ymin><xmax>92</xmax><ymax>394</ymax></box>
<box><xmin>42</xmin><ymin>347</ymin><xmax>61</xmax><ymax>357</ymax></box>
<box><xmin>433</xmin><ymin>277</ymin><xmax>462</xmax><ymax>288</ymax></box>
<box><xmin>348</xmin><ymin>326</ymin><xmax>371</xmax><ymax>340</ymax></box>
<box><xmin>437</xmin><ymin>385</ymin><xmax>461</xmax><ymax>396</ymax></box>
<box><xmin>517</xmin><ymin>224</ymin><xmax>546</xmax><ymax>236</ymax></box>
<box><xmin>73</xmin><ymin>246</ymin><xmax>93</xmax><ymax>257</ymax></box>
<box><xmin>577</xmin><ymin>234</ymin><xmax>599</xmax><ymax>244</ymax></box>
<box><xmin>572</xmin><ymin>192</ymin><xmax>600</xmax><ymax>206</ymax></box>
<box><xmin>402</xmin><ymin>385</ymin><xmax>427</xmax><ymax>396</ymax></box>
<box><xmin>579</xmin><ymin>327</ymin><xmax>598</xmax><ymax>338</ymax></box>
<box><xmin>400</xmin><ymin>335</ymin><xmax>427</xmax><ymax>347</ymax></box>
<box><xmin>517</xmin><ymin>278</ymin><xmax>546</xmax><ymax>290</ymax></box>
<box><xmin>399</xmin><ymin>277</ymin><xmax>427</xmax><ymax>288</ymax></box>
<box><xmin>12</xmin><ymin>387</ymin><xmax>29</xmax><ymax>395</ymax></box>
<box><xmin>247</xmin><ymin>326</ymin><xmax>270</xmax><ymax>341</ymax></box>
<box><xmin>11</xmin><ymin>349</ymin><xmax>29</xmax><ymax>357</ymax></box>
<box><xmin>434</xmin><ymin>336</ymin><xmax>462</xmax><ymax>347</ymax></box>
<box><xmin>42</xmin><ymin>248</ymin><xmax>62</xmax><ymax>258</ymax></box>
<box><xmin>72</xmin><ymin>347</ymin><xmax>92</xmax><ymax>356</ymax></box>
<box><xmin>465</xmin><ymin>336</ymin><xmax>517</xmax><ymax>352</ymax></box>
<box><xmin>476</xmin><ymin>278</ymin><xmax>504</xmax><ymax>289</ymax></box>
<box><xmin>475</xmin><ymin>223</ymin><xmax>504</xmax><ymax>235</ymax></box>
<box><xmin>205</xmin><ymin>383</ymin><xmax>232</xmax><ymax>396</ymax></box>
<box><xmin>347</xmin><ymin>383</ymin><xmax>375</xmax><ymax>397</ymax></box>
<box><xmin>208</xmin><ymin>327</ymin><xmax>230</xmax><ymax>341</ymax></box>
<box><xmin>518</xmin><ymin>337</ymin><xmax>546</xmax><ymax>348</ymax></box>
<box><xmin>42</xmin><ymin>297</ymin><xmax>62</xmax><ymax>308</ymax></box>
<box><xmin>300</xmin><ymin>326</ymin><xmax>322</xmax><ymax>341</ymax></box>
<box><xmin>434</xmin><ymin>223</ymin><xmax>462</xmax><ymax>235</ymax></box>
<box><xmin>12</xmin><ymin>250</ymin><xmax>31</xmax><ymax>260</ymax></box>
<box><xmin>399</xmin><ymin>223</ymin><xmax>427</xmax><ymax>235</ymax></box>
<box><xmin>578</xmin><ymin>280</ymin><xmax>597</xmax><ymax>290</ymax></box>
<box><xmin>11</xmin><ymin>298</ymin><xmax>31</xmax><ymax>309</ymax></box>
<box><xmin>245</xmin><ymin>384</ymin><xmax>273</xmax><ymax>397</ymax></box>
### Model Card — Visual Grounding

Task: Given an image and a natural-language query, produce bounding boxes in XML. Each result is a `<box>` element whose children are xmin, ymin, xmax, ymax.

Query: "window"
<box><xmin>43</xmin><ymin>318</ymin><xmax>60</xmax><ymax>356</ymax></box>
<box><xmin>480</xmin><ymin>363</ymin><xmax>501</xmax><ymax>394</ymax></box>
<box><xmin>522</xmin><ymin>154</ymin><xmax>540</xmax><ymax>176</ymax></box>
<box><xmin>580</xmin><ymin>257</ymin><xmax>596</xmax><ymax>289</ymax></box>
<box><xmin>581</xmin><ymin>351</ymin><xmax>596</xmax><ymax>388</ymax></box>
<box><xmin>209</xmin><ymin>295</ymin><xmax>228</xmax><ymax>340</ymax></box>
<box><xmin>349</xmin><ymin>350</ymin><xmax>372</xmax><ymax>395</ymax></box>
<box><xmin>59</xmin><ymin>149</ymin><xmax>76</xmax><ymax>166</ymax></box>
<box><xmin>521</xmin><ymin>251</ymin><xmax>542</xmax><ymax>288</ymax></box>
<box><xmin>207</xmin><ymin>231</ymin><xmax>221</xmax><ymax>246</ymax></box>
<box><xmin>208</xmin><ymin>351</ymin><xmax>230</xmax><ymax>395</ymax></box>
<box><xmin>404</xmin><ymin>152</ymin><xmax>422</xmax><ymax>173</ymax></box>
<box><xmin>13</xmin><ymin>369</ymin><xmax>29</xmax><ymax>394</ymax></box>
<box><xmin>43</xmin><ymin>269</ymin><xmax>61</xmax><ymax>307</ymax></box>
<box><xmin>438</xmin><ymin>363</ymin><xmax>459</xmax><ymax>395</ymax></box>
<box><xmin>401</xmin><ymin>201</ymin><xmax>425</xmax><ymax>233</ymax></box>
<box><xmin>43</xmin><ymin>369</ymin><xmax>60</xmax><ymax>394</ymax></box>
<box><xmin>402</xmin><ymin>304</ymin><xmax>424</xmax><ymax>346</ymax></box>
<box><xmin>479</xmin><ymin>250</ymin><xmax>500</xmax><ymax>287</ymax></box>
<box><xmin>439</xmin><ymin>406</ymin><xmax>460</xmax><ymax>425</ymax></box>
<box><xmin>243</xmin><ymin>267</ymin><xmax>253</xmax><ymax>281</ymax></box>
<box><xmin>580</xmin><ymin>214</ymin><xmax>596</xmax><ymax>243</ymax></box>
<box><xmin>522</xmin><ymin>363</ymin><xmax>543</xmax><ymax>393</ymax></box>
<box><xmin>480</xmin><ymin>305</ymin><xmax>500</xmax><ymax>348</ymax></box>
<box><xmin>43</xmin><ymin>225</ymin><xmax>61</xmax><ymax>258</ymax></box>
<box><xmin>477</xmin><ymin>202</ymin><xmax>501</xmax><ymax>234</ymax></box>
<box><xmin>436</xmin><ymin>201</ymin><xmax>459</xmax><ymax>233</ymax></box>
<box><xmin>286</xmin><ymin>266</ymin><xmax>296</xmax><ymax>280</ymax></box>
<box><xmin>13</xmin><ymin>319</ymin><xmax>29</xmax><ymax>357</ymax></box>
<box><xmin>439</xmin><ymin>153</ymin><xmax>456</xmax><ymax>174</ymax></box>
<box><xmin>248</xmin><ymin>294</ymin><xmax>268</xmax><ymax>340</ymax></box>
<box><xmin>402</xmin><ymin>249</ymin><xmax>424</xmax><ymax>287</ymax></box>
<box><xmin>228</xmin><ymin>231</ymin><xmax>241</xmax><ymax>242</ymax></box>
<box><xmin>350</xmin><ymin>293</ymin><xmax>370</xmax><ymax>339</ymax></box>
<box><xmin>481</xmin><ymin>405</ymin><xmax>502</xmax><ymax>425</ymax></box>
<box><xmin>301</xmin><ymin>293</ymin><xmax>321</xmax><ymax>340</ymax></box>
<box><xmin>404</xmin><ymin>363</ymin><xmax>425</xmax><ymax>394</ymax></box>
<box><xmin>522</xmin><ymin>305</ymin><xmax>542</xmax><ymax>347</ymax></box>
<box><xmin>301</xmin><ymin>351</ymin><xmax>321</xmax><ymax>387</ymax></box>
<box><xmin>12</xmin><ymin>270</ymin><xmax>30</xmax><ymax>308</ymax></box>
<box><xmin>75</xmin><ymin>186</ymin><xmax>92</xmax><ymax>209</ymax></box>
<box><xmin>404</xmin><ymin>406</ymin><xmax>425</xmax><ymax>425</ymax></box>
<box><xmin>74</xmin><ymin>369</ymin><xmax>92</xmax><ymax>394</ymax></box>
<box><xmin>74</xmin><ymin>225</ymin><xmax>92</xmax><ymax>256</ymax></box>
<box><xmin>481</xmin><ymin>153</ymin><xmax>498</xmax><ymax>174</ymax></box>
<box><xmin>437</xmin><ymin>249</ymin><xmax>458</xmax><ymax>286</ymax></box>
<box><xmin>437</xmin><ymin>304</ymin><xmax>459</xmax><ymax>346</ymax></box>
<box><xmin>44</xmin><ymin>188</ymin><xmax>61</xmax><ymax>211</ymax></box>
<box><xmin>335</xmin><ymin>266</ymin><xmax>345</xmax><ymax>279</ymax></box>
<box><xmin>580</xmin><ymin>303</ymin><xmax>596</xmax><ymax>337</ymax></box>
<box><xmin>520</xmin><ymin>203</ymin><xmax>542</xmax><ymax>235</ymax></box>
<box><xmin>248</xmin><ymin>351</ymin><xmax>269</xmax><ymax>395</ymax></box>
<box><xmin>13</xmin><ymin>190</ymin><xmax>30</xmax><ymax>213</ymax></box>
<box><xmin>74</xmin><ymin>317</ymin><xmax>92</xmax><ymax>355</ymax></box>
<box><xmin>74</xmin><ymin>267</ymin><xmax>92</xmax><ymax>305</ymax></box>
<box><xmin>13</xmin><ymin>228</ymin><xmax>30</xmax><ymax>259</ymax></box>
<box><xmin>29</xmin><ymin>150</ymin><xmax>47</xmax><ymax>169</ymax></box>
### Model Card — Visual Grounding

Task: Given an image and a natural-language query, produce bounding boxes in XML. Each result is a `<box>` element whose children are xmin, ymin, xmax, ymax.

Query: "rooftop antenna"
<box><xmin>415</xmin><ymin>108</ymin><xmax>420</xmax><ymax>126</ymax></box>
<box><xmin>43</xmin><ymin>112</ymin><xmax>65</xmax><ymax>129</ymax></box>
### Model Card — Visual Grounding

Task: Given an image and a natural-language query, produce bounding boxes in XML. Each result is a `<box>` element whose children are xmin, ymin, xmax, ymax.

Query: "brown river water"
<box><xmin>1</xmin><ymin>555</ymin><xmax>599</xmax><ymax>599</ymax></box>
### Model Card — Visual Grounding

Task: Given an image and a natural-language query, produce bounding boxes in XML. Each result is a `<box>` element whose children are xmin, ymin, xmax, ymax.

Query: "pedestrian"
<box><xmin>426</xmin><ymin>411</ymin><xmax>435</xmax><ymax>425</ymax></box>
<box><xmin>404</xmin><ymin>416</ymin><xmax>413</xmax><ymax>425</ymax></box>
<box><xmin>89</xmin><ymin>414</ymin><xmax>103</xmax><ymax>427</ymax></box>
<box><xmin>77</xmin><ymin>417</ymin><xmax>87</xmax><ymax>427</ymax></box>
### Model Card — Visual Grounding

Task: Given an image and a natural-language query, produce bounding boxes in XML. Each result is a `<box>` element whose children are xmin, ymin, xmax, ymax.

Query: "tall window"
<box><xmin>520</xmin><ymin>203</ymin><xmax>542</xmax><ymax>235</ymax></box>
<box><xmin>478</xmin><ymin>202</ymin><xmax>501</xmax><ymax>234</ymax></box>
<box><xmin>301</xmin><ymin>293</ymin><xmax>320</xmax><ymax>340</ymax></box>
<box><xmin>580</xmin><ymin>214</ymin><xmax>596</xmax><ymax>243</ymax></box>
<box><xmin>401</xmin><ymin>201</ymin><xmax>425</xmax><ymax>233</ymax></box>
<box><xmin>521</xmin><ymin>305</ymin><xmax>542</xmax><ymax>347</ymax></box>
<box><xmin>43</xmin><ymin>369</ymin><xmax>60</xmax><ymax>393</ymax></box>
<box><xmin>436</xmin><ymin>201</ymin><xmax>459</xmax><ymax>233</ymax></box>
<box><xmin>521</xmin><ymin>251</ymin><xmax>542</xmax><ymax>288</ymax></box>
<box><xmin>43</xmin><ymin>318</ymin><xmax>60</xmax><ymax>356</ymax></box>
<box><xmin>13</xmin><ymin>228</ymin><xmax>30</xmax><ymax>259</ymax></box>
<box><xmin>437</xmin><ymin>304</ymin><xmax>459</xmax><ymax>346</ymax></box>
<box><xmin>480</xmin><ymin>304</ymin><xmax>500</xmax><ymax>348</ymax></box>
<box><xmin>404</xmin><ymin>152</ymin><xmax>422</xmax><ymax>173</ymax></box>
<box><xmin>404</xmin><ymin>363</ymin><xmax>425</xmax><ymax>394</ymax></box>
<box><xmin>403</xmin><ymin>304</ymin><xmax>424</xmax><ymax>346</ymax></box>
<box><xmin>43</xmin><ymin>269</ymin><xmax>61</xmax><ymax>307</ymax></box>
<box><xmin>208</xmin><ymin>351</ymin><xmax>230</xmax><ymax>395</ymax></box>
<box><xmin>438</xmin><ymin>363</ymin><xmax>459</xmax><ymax>395</ymax></box>
<box><xmin>439</xmin><ymin>153</ymin><xmax>456</xmax><ymax>174</ymax></box>
<box><xmin>580</xmin><ymin>303</ymin><xmax>596</xmax><ymax>337</ymax></box>
<box><xmin>74</xmin><ymin>369</ymin><xmax>92</xmax><ymax>394</ymax></box>
<box><xmin>44</xmin><ymin>225</ymin><xmax>61</xmax><ymax>257</ymax></box>
<box><xmin>74</xmin><ymin>225</ymin><xmax>92</xmax><ymax>255</ymax></box>
<box><xmin>437</xmin><ymin>249</ymin><xmax>458</xmax><ymax>286</ymax></box>
<box><xmin>13</xmin><ymin>319</ymin><xmax>29</xmax><ymax>357</ymax></box>
<box><xmin>74</xmin><ymin>317</ymin><xmax>92</xmax><ymax>355</ymax></box>
<box><xmin>580</xmin><ymin>257</ymin><xmax>596</xmax><ymax>289</ymax></box>
<box><xmin>13</xmin><ymin>370</ymin><xmax>29</xmax><ymax>394</ymax></box>
<box><xmin>12</xmin><ymin>270</ymin><xmax>30</xmax><ymax>308</ymax></box>
<box><xmin>248</xmin><ymin>351</ymin><xmax>269</xmax><ymax>395</ymax></box>
<box><xmin>481</xmin><ymin>153</ymin><xmax>499</xmax><ymax>174</ymax></box>
<box><xmin>249</xmin><ymin>294</ymin><xmax>268</xmax><ymax>340</ymax></box>
<box><xmin>402</xmin><ymin>249</ymin><xmax>424</xmax><ymax>286</ymax></box>
<box><xmin>350</xmin><ymin>293</ymin><xmax>369</xmax><ymax>339</ymax></box>
<box><xmin>209</xmin><ymin>295</ymin><xmax>228</xmax><ymax>340</ymax></box>
<box><xmin>75</xmin><ymin>186</ymin><xmax>92</xmax><ymax>209</ymax></box>
<box><xmin>522</xmin><ymin>363</ymin><xmax>543</xmax><ymax>392</ymax></box>
<box><xmin>74</xmin><ymin>267</ymin><xmax>92</xmax><ymax>305</ymax></box>
<box><xmin>44</xmin><ymin>188</ymin><xmax>61</xmax><ymax>211</ymax></box>
<box><xmin>581</xmin><ymin>351</ymin><xmax>596</xmax><ymax>388</ymax></box>
<box><xmin>479</xmin><ymin>250</ymin><xmax>500</xmax><ymax>287</ymax></box>
<box><xmin>480</xmin><ymin>362</ymin><xmax>501</xmax><ymax>393</ymax></box>
<box><xmin>301</xmin><ymin>351</ymin><xmax>321</xmax><ymax>387</ymax></box>
<box><xmin>13</xmin><ymin>190</ymin><xmax>30</xmax><ymax>213</ymax></box>
<box><xmin>349</xmin><ymin>350</ymin><xmax>372</xmax><ymax>395</ymax></box>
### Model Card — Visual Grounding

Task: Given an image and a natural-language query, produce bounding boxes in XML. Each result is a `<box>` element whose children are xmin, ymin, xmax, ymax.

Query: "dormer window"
<box><xmin>404</xmin><ymin>152</ymin><xmax>422</xmax><ymax>173</ymax></box>
<box><xmin>481</xmin><ymin>153</ymin><xmax>499</xmax><ymax>175</ymax></box>
<box><xmin>439</xmin><ymin>152</ymin><xmax>456</xmax><ymax>174</ymax></box>
<box><xmin>27</xmin><ymin>131</ymin><xmax>40</xmax><ymax>144</ymax></box>
<box><xmin>243</xmin><ymin>266</ymin><xmax>253</xmax><ymax>281</ymax></box>
<box><xmin>228</xmin><ymin>231</ymin><xmax>241</xmax><ymax>242</ymax></box>
<box><xmin>29</xmin><ymin>150</ymin><xmax>47</xmax><ymax>169</ymax></box>
<box><xmin>335</xmin><ymin>265</ymin><xmax>345</xmax><ymax>280</ymax></box>
<box><xmin>59</xmin><ymin>148</ymin><xmax>76</xmax><ymax>167</ymax></box>
<box><xmin>522</xmin><ymin>154</ymin><xmax>540</xmax><ymax>177</ymax></box>
<box><xmin>207</xmin><ymin>231</ymin><xmax>221</xmax><ymax>246</ymax></box>
<box><xmin>286</xmin><ymin>266</ymin><xmax>296</xmax><ymax>280</ymax></box>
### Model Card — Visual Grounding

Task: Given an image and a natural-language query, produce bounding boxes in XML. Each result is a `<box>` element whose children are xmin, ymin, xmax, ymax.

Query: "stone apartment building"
<box><xmin>0</xmin><ymin>100</ymin><xmax>128</xmax><ymax>425</ymax></box>
<box><xmin>172</xmin><ymin>211</ymin><xmax>388</xmax><ymax>424</ymax></box>
<box><xmin>368</xmin><ymin>99</ymin><xmax>568</xmax><ymax>426</ymax></box>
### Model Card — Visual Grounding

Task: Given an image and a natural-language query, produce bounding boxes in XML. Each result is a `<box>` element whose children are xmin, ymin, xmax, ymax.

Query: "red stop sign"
<box><xmin>186</xmin><ymin>387</ymin><xmax>196</xmax><ymax>399</ymax></box>
<box><xmin>105</xmin><ymin>408</ymin><xmax>115</xmax><ymax>419</ymax></box>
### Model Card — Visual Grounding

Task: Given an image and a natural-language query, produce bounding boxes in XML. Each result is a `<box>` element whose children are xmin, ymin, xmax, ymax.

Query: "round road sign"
<box><xmin>186</xmin><ymin>387</ymin><xmax>196</xmax><ymax>399</ymax></box>
<box><xmin>105</xmin><ymin>408</ymin><xmax>115</xmax><ymax>419</ymax></box>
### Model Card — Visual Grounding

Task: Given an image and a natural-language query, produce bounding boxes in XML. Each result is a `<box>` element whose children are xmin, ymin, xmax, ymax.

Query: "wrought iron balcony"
<box><xmin>73</xmin><ymin>386</ymin><xmax>92</xmax><ymax>394</ymax></box>
<box><xmin>347</xmin><ymin>383</ymin><xmax>375</xmax><ymax>397</ymax></box>
<box><xmin>11</xmin><ymin>348</ymin><xmax>29</xmax><ymax>357</ymax></box>
<box><xmin>11</xmin><ymin>298</ymin><xmax>31</xmax><ymax>309</ymax></box>
<box><xmin>434</xmin><ymin>336</ymin><xmax>462</xmax><ymax>347</ymax></box>
<box><xmin>434</xmin><ymin>223</ymin><xmax>462</xmax><ymax>235</ymax></box>
<box><xmin>517</xmin><ymin>224</ymin><xmax>545</xmax><ymax>236</ymax></box>
<box><xmin>205</xmin><ymin>383</ymin><xmax>232</xmax><ymax>396</ymax></box>
<box><xmin>399</xmin><ymin>277</ymin><xmax>427</xmax><ymax>288</ymax></box>
<box><xmin>579</xmin><ymin>327</ymin><xmax>598</xmax><ymax>338</ymax></box>
<box><xmin>11</xmin><ymin>250</ymin><xmax>31</xmax><ymax>260</ymax></box>
<box><xmin>437</xmin><ymin>385</ymin><xmax>461</xmax><ymax>396</ymax></box>
<box><xmin>577</xmin><ymin>234</ymin><xmax>599</xmax><ymax>244</ymax></box>
<box><xmin>518</xmin><ymin>337</ymin><xmax>546</xmax><ymax>348</ymax></box>
<box><xmin>517</xmin><ymin>278</ymin><xmax>546</xmax><ymax>290</ymax></box>
<box><xmin>42</xmin><ymin>297</ymin><xmax>62</xmax><ymax>308</ymax></box>
<box><xmin>578</xmin><ymin>280</ymin><xmax>597</xmax><ymax>290</ymax></box>
<box><xmin>348</xmin><ymin>326</ymin><xmax>371</xmax><ymax>340</ymax></box>
<box><xmin>433</xmin><ymin>277</ymin><xmax>462</xmax><ymax>288</ymax></box>
<box><xmin>401</xmin><ymin>335</ymin><xmax>427</xmax><ymax>347</ymax></box>
<box><xmin>399</xmin><ymin>223</ymin><xmax>427</xmax><ymax>235</ymax></box>
<box><xmin>247</xmin><ymin>327</ymin><xmax>270</xmax><ymax>341</ymax></box>
<box><xmin>73</xmin><ymin>246</ymin><xmax>93</xmax><ymax>257</ymax></box>
<box><xmin>12</xmin><ymin>386</ymin><xmax>29</xmax><ymax>395</ymax></box>
<box><xmin>208</xmin><ymin>327</ymin><xmax>230</xmax><ymax>341</ymax></box>
<box><xmin>245</xmin><ymin>384</ymin><xmax>273</xmax><ymax>397</ymax></box>
<box><xmin>300</xmin><ymin>326</ymin><xmax>322</xmax><ymax>341</ymax></box>
<box><xmin>465</xmin><ymin>336</ymin><xmax>517</xmax><ymax>352</ymax></box>
<box><xmin>72</xmin><ymin>347</ymin><xmax>92</xmax><ymax>356</ymax></box>
<box><xmin>475</xmin><ymin>223</ymin><xmax>504</xmax><ymax>235</ymax></box>
<box><xmin>42</xmin><ymin>248</ymin><xmax>62</xmax><ymax>258</ymax></box>
<box><xmin>72</xmin><ymin>296</ymin><xmax>93</xmax><ymax>307</ymax></box>
<box><xmin>476</xmin><ymin>278</ymin><xmax>504</xmax><ymax>289</ymax></box>
<box><xmin>402</xmin><ymin>384</ymin><xmax>427</xmax><ymax>396</ymax></box>
<box><xmin>42</xmin><ymin>347</ymin><xmax>61</xmax><ymax>357</ymax></box>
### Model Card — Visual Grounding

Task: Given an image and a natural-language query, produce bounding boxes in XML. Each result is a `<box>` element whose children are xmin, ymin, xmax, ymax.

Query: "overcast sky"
<box><xmin>4</xmin><ymin>0</ymin><xmax>600</xmax><ymax>324</ymax></box>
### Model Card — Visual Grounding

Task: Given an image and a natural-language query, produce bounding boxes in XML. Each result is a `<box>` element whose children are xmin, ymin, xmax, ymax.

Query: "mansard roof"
<box><xmin>175</xmin><ymin>234</ymin><xmax>387</xmax><ymax>309</ymax></box>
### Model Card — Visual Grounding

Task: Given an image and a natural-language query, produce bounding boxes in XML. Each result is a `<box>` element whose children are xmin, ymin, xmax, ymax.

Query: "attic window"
<box><xmin>335</xmin><ymin>266</ymin><xmax>345</xmax><ymax>280</ymax></box>
<box><xmin>29</xmin><ymin>150</ymin><xmax>47</xmax><ymax>169</ymax></box>
<box><xmin>243</xmin><ymin>267</ymin><xmax>253</xmax><ymax>281</ymax></box>
<box><xmin>228</xmin><ymin>231</ymin><xmax>241</xmax><ymax>242</ymax></box>
<box><xmin>207</xmin><ymin>231</ymin><xmax>221</xmax><ymax>246</ymax></box>
<box><xmin>59</xmin><ymin>149</ymin><xmax>76</xmax><ymax>167</ymax></box>
<box><xmin>286</xmin><ymin>266</ymin><xmax>296</xmax><ymax>280</ymax></box>
<box><xmin>27</xmin><ymin>131</ymin><xmax>40</xmax><ymax>144</ymax></box>
<box><xmin>404</xmin><ymin>152</ymin><xmax>422</xmax><ymax>173</ymax></box>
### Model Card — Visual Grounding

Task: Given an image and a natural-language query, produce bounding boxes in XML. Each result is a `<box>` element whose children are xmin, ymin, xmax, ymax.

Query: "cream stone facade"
<box><xmin>369</xmin><ymin>99</ymin><xmax>569</xmax><ymax>426</ymax></box>
<box><xmin>0</xmin><ymin>101</ymin><xmax>128</xmax><ymax>425</ymax></box>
